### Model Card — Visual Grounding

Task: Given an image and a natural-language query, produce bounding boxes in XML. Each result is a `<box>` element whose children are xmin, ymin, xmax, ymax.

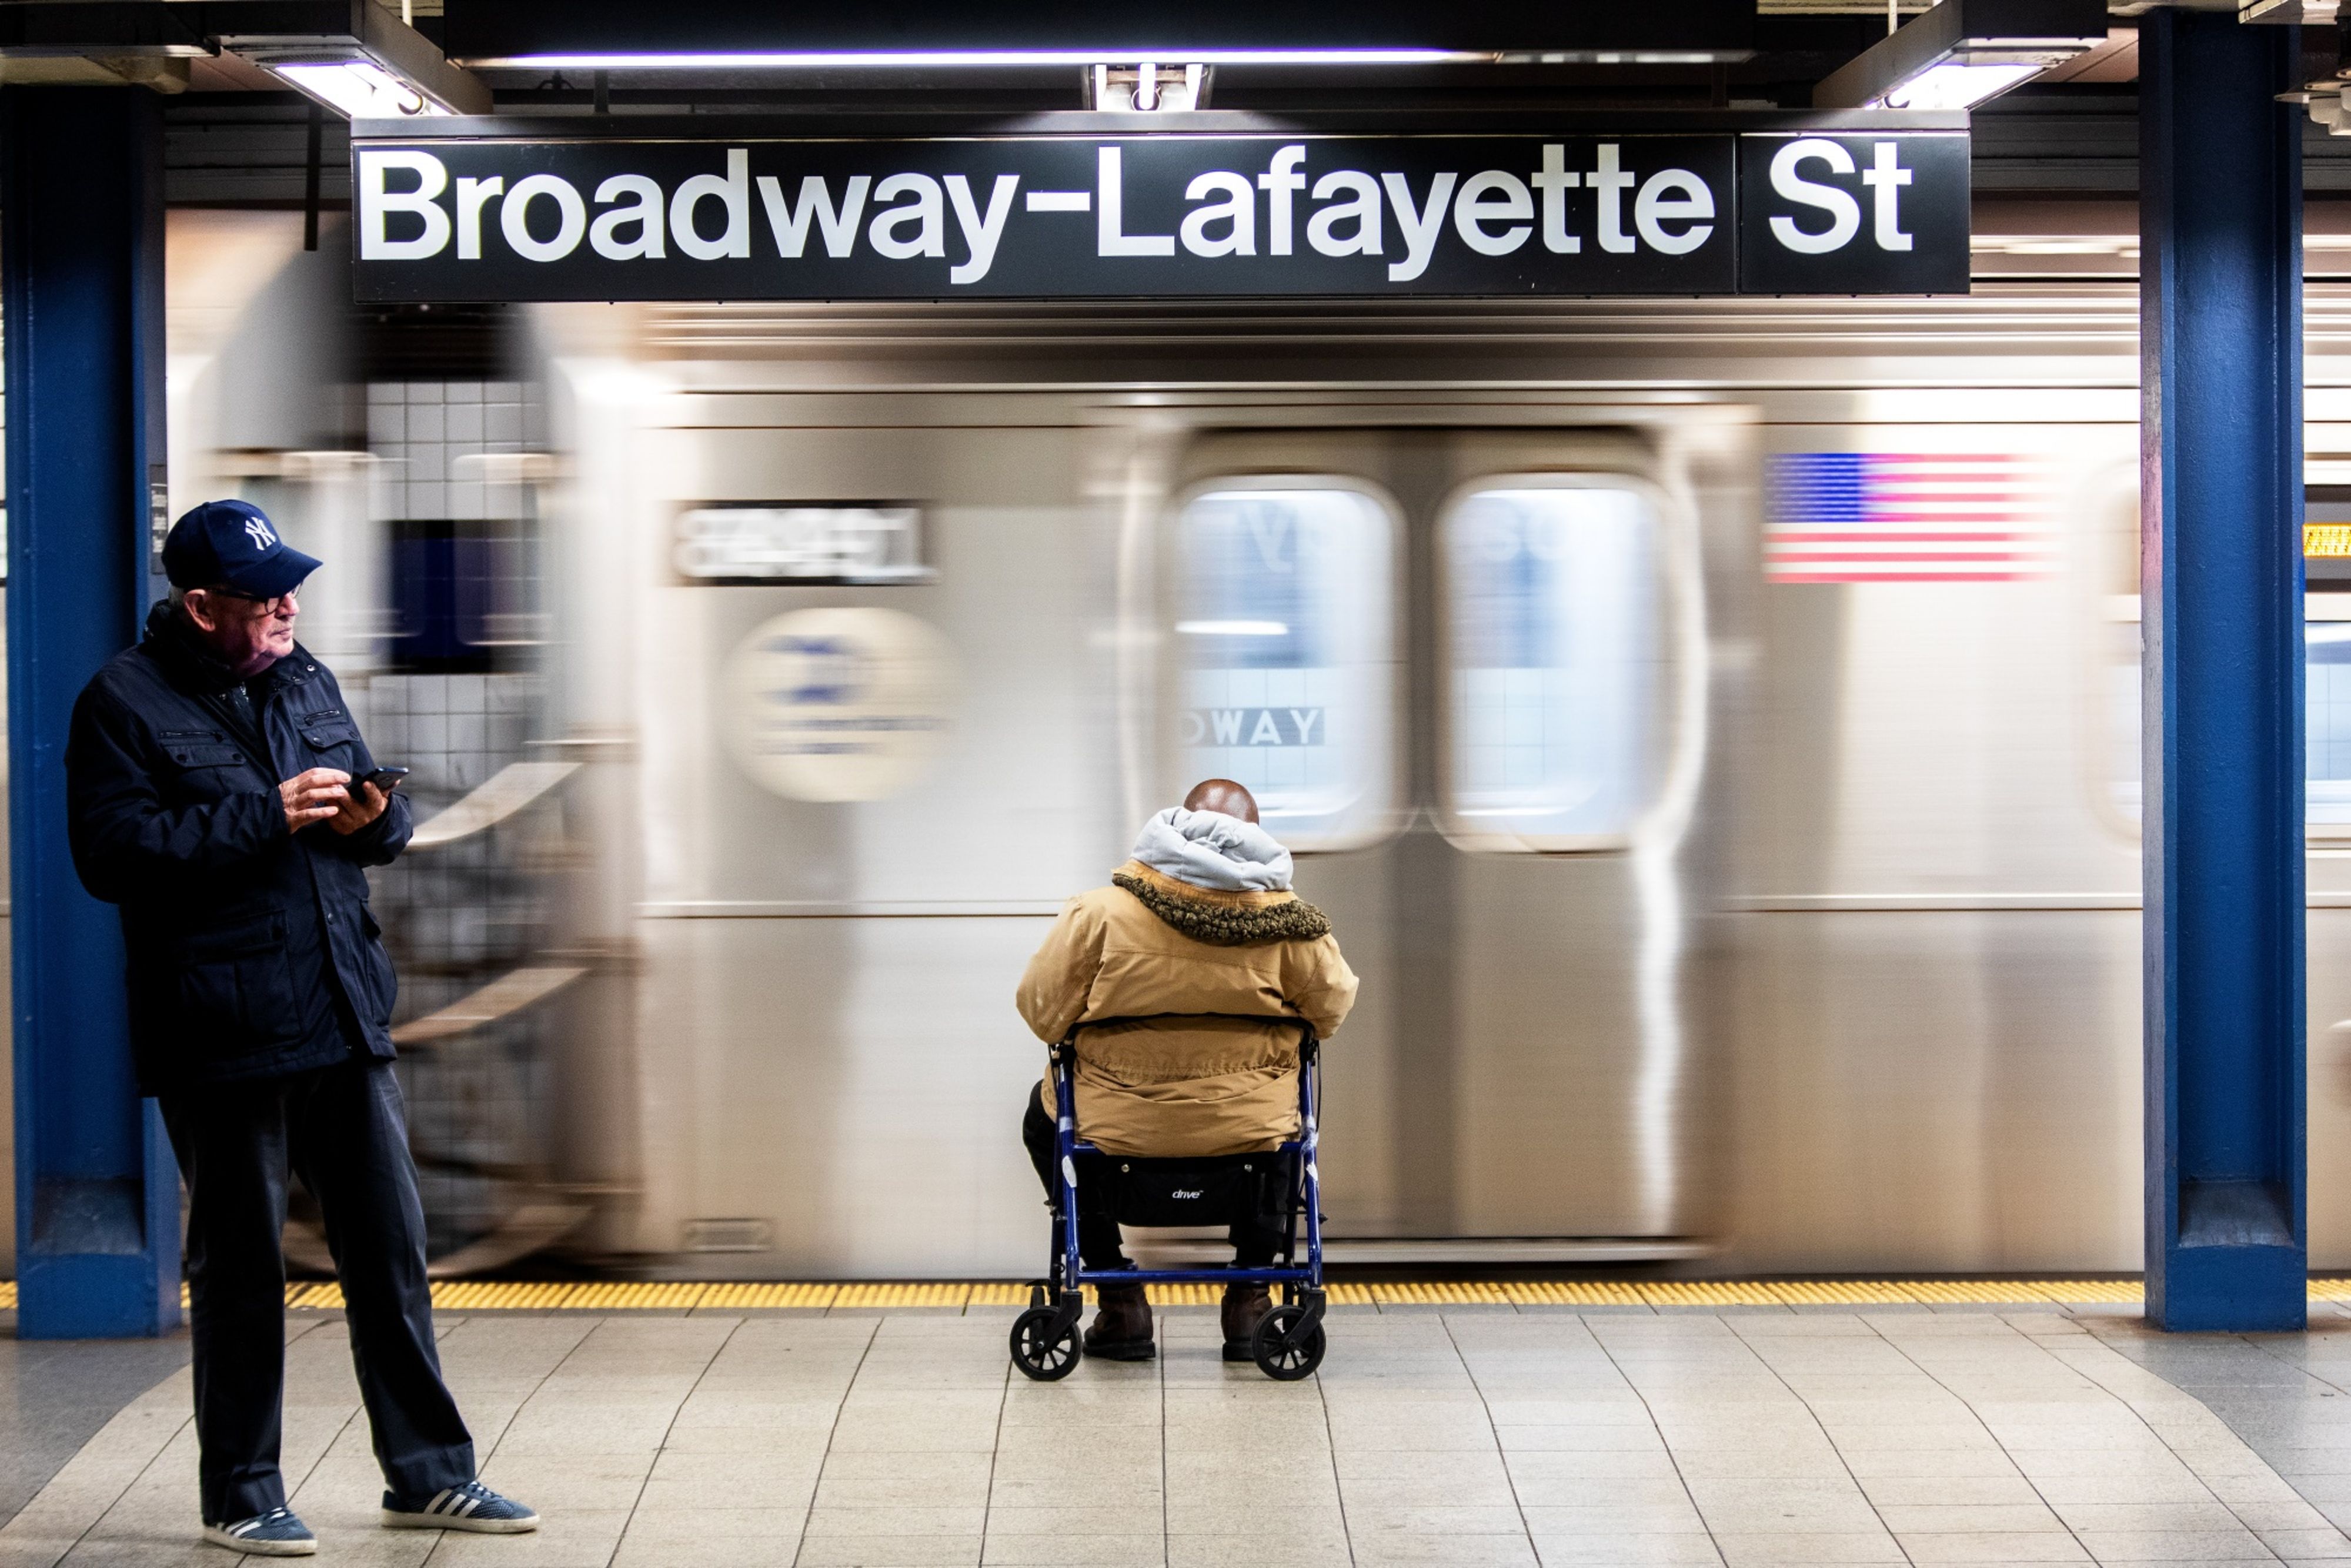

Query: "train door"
<box><xmin>1147</xmin><ymin>424</ymin><xmax>1728</xmax><ymax>1248</ymax></box>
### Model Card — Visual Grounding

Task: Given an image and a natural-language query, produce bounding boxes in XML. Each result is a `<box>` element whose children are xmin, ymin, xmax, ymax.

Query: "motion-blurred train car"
<box><xmin>15</xmin><ymin>199</ymin><xmax>2351</xmax><ymax>1281</ymax></box>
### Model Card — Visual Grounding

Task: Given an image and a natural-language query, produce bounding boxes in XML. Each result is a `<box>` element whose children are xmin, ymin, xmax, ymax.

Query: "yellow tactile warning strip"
<box><xmin>2309</xmin><ymin>523</ymin><xmax>2351</xmax><ymax>558</ymax></box>
<box><xmin>5</xmin><ymin>1279</ymin><xmax>2350</xmax><ymax>1314</ymax></box>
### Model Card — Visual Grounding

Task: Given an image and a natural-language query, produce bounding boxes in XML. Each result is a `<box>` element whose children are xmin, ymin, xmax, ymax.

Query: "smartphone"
<box><xmin>360</xmin><ymin>766</ymin><xmax>410</xmax><ymax>793</ymax></box>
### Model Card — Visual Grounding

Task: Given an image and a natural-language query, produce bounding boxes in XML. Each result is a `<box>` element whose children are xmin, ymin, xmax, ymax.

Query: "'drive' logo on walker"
<box><xmin>723</xmin><ymin>607</ymin><xmax>957</xmax><ymax>803</ymax></box>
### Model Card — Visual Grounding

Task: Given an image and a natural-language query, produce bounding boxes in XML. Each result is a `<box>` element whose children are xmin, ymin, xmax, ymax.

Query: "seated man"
<box><xmin>1016</xmin><ymin>778</ymin><xmax>1358</xmax><ymax>1362</ymax></box>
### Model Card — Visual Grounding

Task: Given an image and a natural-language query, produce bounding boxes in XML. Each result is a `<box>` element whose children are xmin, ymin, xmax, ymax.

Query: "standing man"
<box><xmin>65</xmin><ymin>502</ymin><xmax>537</xmax><ymax>1557</ymax></box>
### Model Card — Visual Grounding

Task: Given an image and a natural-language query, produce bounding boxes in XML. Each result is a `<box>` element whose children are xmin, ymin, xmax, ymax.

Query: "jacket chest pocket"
<box><xmin>161</xmin><ymin>733</ymin><xmax>254</xmax><ymax>800</ymax></box>
<box><xmin>299</xmin><ymin>717</ymin><xmax>359</xmax><ymax>769</ymax></box>
<box><xmin>176</xmin><ymin>913</ymin><xmax>300</xmax><ymax>1052</ymax></box>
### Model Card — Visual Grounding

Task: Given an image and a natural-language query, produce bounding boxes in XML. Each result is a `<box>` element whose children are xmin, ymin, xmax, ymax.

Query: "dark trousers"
<box><xmin>159</xmin><ymin>1058</ymin><xmax>473</xmax><ymax>1526</ymax></box>
<box><xmin>1021</xmin><ymin>1084</ymin><xmax>1281</xmax><ymax>1275</ymax></box>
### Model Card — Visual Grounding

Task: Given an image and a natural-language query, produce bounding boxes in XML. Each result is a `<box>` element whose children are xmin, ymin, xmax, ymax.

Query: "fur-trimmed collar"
<box><xmin>1111</xmin><ymin>861</ymin><xmax>1332</xmax><ymax>947</ymax></box>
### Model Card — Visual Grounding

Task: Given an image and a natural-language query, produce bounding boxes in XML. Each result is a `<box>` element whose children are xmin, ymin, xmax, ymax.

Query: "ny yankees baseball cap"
<box><xmin>162</xmin><ymin>500</ymin><xmax>320</xmax><ymax>597</ymax></box>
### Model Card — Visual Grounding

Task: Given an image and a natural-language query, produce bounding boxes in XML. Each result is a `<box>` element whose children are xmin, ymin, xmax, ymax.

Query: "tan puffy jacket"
<box><xmin>1016</xmin><ymin>860</ymin><xmax>1359</xmax><ymax>1156</ymax></box>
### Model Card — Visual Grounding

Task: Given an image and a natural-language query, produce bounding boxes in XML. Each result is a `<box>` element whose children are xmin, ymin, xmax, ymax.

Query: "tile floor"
<box><xmin>5</xmin><ymin>1304</ymin><xmax>2351</xmax><ymax>1567</ymax></box>
<box><xmin>0</xmin><ymin>1335</ymin><xmax>193</xmax><ymax>1526</ymax></box>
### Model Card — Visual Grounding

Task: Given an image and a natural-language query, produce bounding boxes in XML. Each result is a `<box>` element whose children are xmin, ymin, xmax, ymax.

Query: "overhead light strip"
<box><xmin>458</xmin><ymin>48</ymin><xmax>1496</xmax><ymax>70</ymax></box>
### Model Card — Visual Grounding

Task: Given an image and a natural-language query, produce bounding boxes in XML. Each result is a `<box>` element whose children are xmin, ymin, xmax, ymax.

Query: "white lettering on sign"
<box><xmin>456</xmin><ymin>175</ymin><xmax>504</xmax><ymax>260</ymax></box>
<box><xmin>869</xmin><ymin>172</ymin><xmax>946</xmax><ymax>260</ymax></box>
<box><xmin>358</xmin><ymin>150</ymin><xmax>452</xmax><ymax>259</ymax></box>
<box><xmin>1862</xmin><ymin>141</ymin><xmax>1913</xmax><ymax>252</ymax></box>
<box><xmin>1634</xmin><ymin>169</ymin><xmax>1715</xmax><ymax>256</ymax></box>
<box><xmin>1181</xmin><ymin>170</ymin><xmax>1257</xmax><ymax>258</ymax></box>
<box><xmin>1258</xmin><ymin>145</ymin><xmax>1308</xmax><ymax>256</ymax></box>
<box><xmin>592</xmin><ymin>173</ymin><xmax>663</xmax><ymax>259</ymax></box>
<box><xmin>502</xmin><ymin>173</ymin><xmax>587</xmax><ymax>262</ymax></box>
<box><xmin>1307</xmin><ymin>169</ymin><xmax>1382</xmax><ymax>257</ymax></box>
<box><xmin>1454</xmin><ymin>169</ymin><xmax>1533</xmax><ymax>257</ymax></box>
<box><xmin>1181</xmin><ymin>708</ymin><xmax>1327</xmax><ymax>747</ymax></box>
<box><xmin>757</xmin><ymin>174</ymin><xmax>870</xmax><ymax>258</ymax></box>
<box><xmin>352</xmin><ymin>133</ymin><xmax>1961</xmax><ymax>296</ymax></box>
<box><xmin>1533</xmin><ymin>144</ymin><xmax>1581</xmax><ymax>255</ymax></box>
<box><xmin>946</xmin><ymin>174</ymin><xmax>1020</xmax><ymax>283</ymax></box>
<box><xmin>672</xmin><ymin>148</ymin><xmax>751</xmax><ymax>260</ymax></box>
<box><xmin>1097</xmin><ymin>146</ymin><xmax>1176</xmax><ymax>257</ymax></box>
<box><xmin>1591</xmin><ymin>143</ymin><xmax>1637</xmax><ymax>255</ymax></box>
<box><xmin>1769</xmin><ymin>139</ymin><xmax>1863</xmax><ymax>255</ymax></box>
<box><xmin>1381</xmin><ymin>170</ymin><xmax>1456</xmax><ymax>282</ymax></box>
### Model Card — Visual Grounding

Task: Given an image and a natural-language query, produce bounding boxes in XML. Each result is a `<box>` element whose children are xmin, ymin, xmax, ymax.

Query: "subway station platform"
<box><xmin>7</xmin><ymin>1293</ymin><xmax>2351</xmax><ymax>1567</ymax></box>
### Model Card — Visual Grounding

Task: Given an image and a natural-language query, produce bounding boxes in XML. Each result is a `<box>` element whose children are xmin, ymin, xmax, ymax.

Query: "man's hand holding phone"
<box><xmin>339</xmin><ymin>765</ymin><xmax>407</xmax><ymax>835</ymax></box>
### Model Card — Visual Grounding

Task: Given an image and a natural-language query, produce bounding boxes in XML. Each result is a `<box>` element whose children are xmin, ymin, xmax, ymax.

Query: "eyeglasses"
<box><xmin>202</xmin><ymin>586</ymin><xmax>299</xmax><ymax>615</ymax></box>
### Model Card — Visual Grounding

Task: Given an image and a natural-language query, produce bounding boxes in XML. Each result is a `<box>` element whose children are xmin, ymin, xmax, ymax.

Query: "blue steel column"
<box><xmin>4</xmin><ymin>86</ymin><xmax>179</xmax><ymax>1337</ymax></box>
<box><xmin>2140</xmin><ymin>12</ymin><xmax>2307</xmax><ymax>1332</ymax></box>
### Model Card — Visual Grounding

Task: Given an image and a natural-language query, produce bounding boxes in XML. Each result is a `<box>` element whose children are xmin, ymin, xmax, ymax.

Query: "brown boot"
<box><xmin>1083</xmin><ymin>1284</ymin><xmax>1154</xmax><ymax>1361</ymax></box>
<box><xmin>1221</xmin><ymin>1283</ymin><xmax>1272</xmax><ymax>1362</ymax></box>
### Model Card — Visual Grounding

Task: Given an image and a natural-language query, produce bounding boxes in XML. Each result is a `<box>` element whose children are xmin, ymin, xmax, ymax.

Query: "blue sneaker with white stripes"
<box><xmin>202</xmin><ymin>1507</ymin><xmax>317</xmax><ymax>1556</ymax></box>
<box><xmin>381</xmin><ymin>1480</ymin><xmax>539</xmax><ymax>1533</ymax></box>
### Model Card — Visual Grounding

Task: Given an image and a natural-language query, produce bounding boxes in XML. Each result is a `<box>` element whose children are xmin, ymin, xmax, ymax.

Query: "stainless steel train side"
<box><xmin>507</xmin><ymin>285</ymin><xmax>2351</xmax><ymax>1278</ymax></box>
<box><xmin>72</xmin><ymin>247</ymin><xmax>2351</xmax><ymax>1279</ymax></box>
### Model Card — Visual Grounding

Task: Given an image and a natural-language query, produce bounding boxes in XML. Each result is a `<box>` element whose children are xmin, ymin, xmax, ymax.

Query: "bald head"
<box><xmin>1183</xmin><ymin>778</ymin><xmax>1259</xmax><ymax>824</ymax></box>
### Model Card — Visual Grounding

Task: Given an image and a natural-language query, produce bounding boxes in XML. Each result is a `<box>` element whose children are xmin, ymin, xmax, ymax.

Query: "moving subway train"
<box><xmin>25</xmin><ymin>205</ymin><xmax>2351</xmax><ymax>1281</ymax></box>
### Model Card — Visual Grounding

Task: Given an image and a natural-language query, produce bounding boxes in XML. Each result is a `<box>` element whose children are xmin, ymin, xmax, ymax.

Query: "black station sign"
<box><xmin>349</xmin><ymin>128</ymin><xmax>1969</xmax><ymax>302</ymax></box>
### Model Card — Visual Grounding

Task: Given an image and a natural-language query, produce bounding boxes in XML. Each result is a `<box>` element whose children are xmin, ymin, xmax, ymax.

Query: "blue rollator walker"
<box><xmin>1010</xmin><ymin>1015</ymin><xmax>1327</xmax><ymax>1382</ymax></box>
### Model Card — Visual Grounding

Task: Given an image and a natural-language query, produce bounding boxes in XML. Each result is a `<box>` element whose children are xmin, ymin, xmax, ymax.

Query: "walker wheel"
<box><xmin>1250</xmin><ymin>1304</ymin><xmax>1327</xmax><ymax>1380</ymax></box>
<box><xmin>1010</xmin><ymin>1306</ymin><xmax>1081</xmax><ymax>1381</ymax></box>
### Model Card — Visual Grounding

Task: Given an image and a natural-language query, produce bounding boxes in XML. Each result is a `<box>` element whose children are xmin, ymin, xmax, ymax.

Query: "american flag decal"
<box><xmin>1764</xmin><ymin>453</ymin><xmax>2048</xmax><ymax>583</ymax></box>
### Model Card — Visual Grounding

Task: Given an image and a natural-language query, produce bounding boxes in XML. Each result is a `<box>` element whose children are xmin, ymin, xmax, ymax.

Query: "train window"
<box><xmin>1438</xmin><ymin>482</ymin><xmax>1663</xmax><ymax>851</ymax></box>
<box><xmin>2313</xmin><ymin>613</ymin><xmax>2351</xmax><ymax>834</ymax></box>
<box><xmin>2118</xmin><ymin>617</ymin><xmax>2351</xmax><ymax>833</ymax></box>
<box><xmin>1171</xmin><ymin>483</ymin><xmax>1399</xmax><ymax>851</ymax></box>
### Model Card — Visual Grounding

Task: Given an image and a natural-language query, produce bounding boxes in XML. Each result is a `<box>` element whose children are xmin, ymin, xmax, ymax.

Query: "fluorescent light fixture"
<box><xmin>1812</xmin><ymin>0</ymin><xmax>2105</xmax><ymax>112</ymax></box>
<box><xmin>1878</xmin><ymin>59</ymin><xmax>2045</xmax><ymax>110</ymax></box>
<box><xmin>1091</xmin><ymin>62</ymin><xmax>1210</xmax><ymax>112</ymax></box>
<box><xmin>1176</xmin><ymin>620</ymin><xmax>1290</xmax><ymax>636</ymax></box>
<box><xmin>222</xmin><ymin>5</ymin><xmax>489</xmax><ymax>118</ymax></box>
<box><xmin>1498</xmin><ymin>50</ymin><xmax>1751</xmax><ymax>65</ymax></box>
<box><xmin>456</xmin><ymin>48</ymin><xmax>1490</xmax><ymax>70</ymax></box>
<box><xmin>2240</xmin><ymin>0</ymin><xmax>2333</xmax><ymax>22</ymax></box>
<box><xmin>272</xmin><ymin>57</ymin><xmax>445</xmax><ymax>116</ymax></box>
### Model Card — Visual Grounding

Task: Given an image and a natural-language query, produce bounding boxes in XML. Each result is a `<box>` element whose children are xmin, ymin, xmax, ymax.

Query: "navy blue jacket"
<box><xmin>66</xmin><ymin>603</ymin><xmax>412</xmax><ymax>1094</ymax></box>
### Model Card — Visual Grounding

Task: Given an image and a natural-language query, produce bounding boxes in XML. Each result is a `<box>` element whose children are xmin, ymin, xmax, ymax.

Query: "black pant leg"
<box><xmin>160</xmin><ymin>1081</ymin><xmax>295</xmax><ymax>1526</ymax></box>
<box><xmin>288</xmin><ymin>1061</ymin><xmax>473</xmax><ymax>1502</ymax></box>
<box><xmin>1021</xmin><ymin>1083</ymin><xmax>1128</xmax><ymax>1271</ymax></box>
<box><xmin>1229</xmin><ymin>1216</ymin><xmax>1283</xmax><ymax>1269</ymax></box>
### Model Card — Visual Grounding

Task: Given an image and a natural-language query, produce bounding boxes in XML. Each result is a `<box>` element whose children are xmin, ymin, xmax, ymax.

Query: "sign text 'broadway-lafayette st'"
<box><xmin>350</xmin><ymin>130</ymin><xmax>1969</xmax><ymax>302</ymax></box>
